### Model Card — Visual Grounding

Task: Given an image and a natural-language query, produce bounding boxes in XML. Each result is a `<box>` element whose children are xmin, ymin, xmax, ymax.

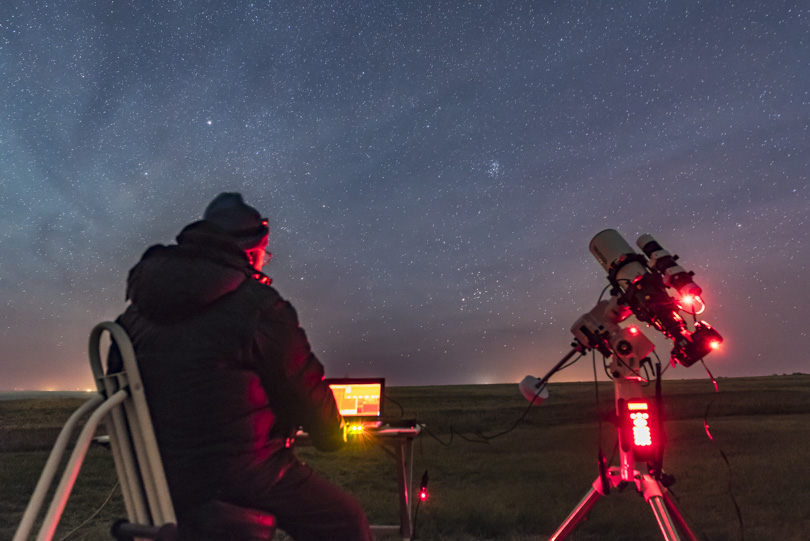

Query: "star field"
<box><xmin>1</xmin><ymin>1</ymin><xmax>808</xmax><ymax>390</ymax></box>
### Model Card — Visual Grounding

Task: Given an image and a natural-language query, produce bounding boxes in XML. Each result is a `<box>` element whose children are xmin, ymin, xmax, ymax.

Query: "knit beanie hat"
<box><xmin>202</xmin><ymin>193</ymin><xmax>269</xmax><ymax>250</ymax></box>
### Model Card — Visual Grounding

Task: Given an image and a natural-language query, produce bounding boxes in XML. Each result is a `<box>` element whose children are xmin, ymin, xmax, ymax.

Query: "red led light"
<box><xmin>631</xmin><ymin>412</ymin><xmax>652</xmax><ymax>447</ymax></box>
<box><xmin>418</xmin><ymin>471</ymin><xmax>429</xmax><ymax>502</ymax></box>
<box><xmin>709</xmin><ymin>340</ymin><xmax>721</xmax><ymax>350</ymax></box>
<box><xmin>627</xmin><ymin>402</ymin><xmax>649</xmax><ymax>411</ymax></box>
<box><xmin>677</xmin><ymin>294</ymin><xmax>706</xmax><ymax>315</ymax></box>
<box><xmin>628</xmin><ymin>326</ymin><xmax>639</xmax><ymax>335</ymax></box>
<box><xmin>623</xmin><ymin>399</ymin><xmax>658</xmax><ymax>461</ymax></box>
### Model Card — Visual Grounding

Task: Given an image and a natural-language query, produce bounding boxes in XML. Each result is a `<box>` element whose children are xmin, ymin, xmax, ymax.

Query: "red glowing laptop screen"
<box><xmin>326</xmin><ymin>378</ymin><xmax>384</xmax><ymax>419</ymax></box>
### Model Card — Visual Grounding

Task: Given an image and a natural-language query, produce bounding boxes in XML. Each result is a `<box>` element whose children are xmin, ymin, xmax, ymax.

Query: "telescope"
<box><xmin>520</xmin><ymin>229</ymin><xmax>723</xmax><ymax>541</ymax></box>
<box><xmin>589</xmin><ymin>229</ymin><xmax>721</xmax><ymax>367</ymax></box>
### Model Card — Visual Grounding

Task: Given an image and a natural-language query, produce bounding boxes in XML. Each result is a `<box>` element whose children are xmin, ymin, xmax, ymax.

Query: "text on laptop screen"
<box><xmin>328</xmin><ymin>382</ymin><xmax>382</xmax><ymax>417</ymax></box>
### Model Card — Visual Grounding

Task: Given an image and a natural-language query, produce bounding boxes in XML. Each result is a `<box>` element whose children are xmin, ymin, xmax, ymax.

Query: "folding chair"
<box><xmin>14</xmin><ymin>321</ymin><xmax>276</xmax><ymax>541</ymax></box>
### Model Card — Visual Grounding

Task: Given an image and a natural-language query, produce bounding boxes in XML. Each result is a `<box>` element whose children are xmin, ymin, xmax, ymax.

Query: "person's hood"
<box><xmin>125</xmin><ymin>220</ymin><xmax>254</xmax><ymax>323</ymax></box>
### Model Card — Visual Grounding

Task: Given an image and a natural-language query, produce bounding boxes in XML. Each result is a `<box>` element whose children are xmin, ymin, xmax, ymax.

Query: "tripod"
<box><xmin>549</xmin><ymin>356</ymin><xmax>698</xmax><ymax>541</ymax></box>
<box><xmin>519</xmin><ymin>229</ymin><xmax>723</xmax><ymax>540</ymax></box>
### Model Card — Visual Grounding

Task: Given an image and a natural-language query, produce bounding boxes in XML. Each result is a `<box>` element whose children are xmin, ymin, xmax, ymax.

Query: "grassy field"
<box><xmin>2</xmin><ymin>374</ymin><xmax>810</xmax><ymax>540</ymax></box>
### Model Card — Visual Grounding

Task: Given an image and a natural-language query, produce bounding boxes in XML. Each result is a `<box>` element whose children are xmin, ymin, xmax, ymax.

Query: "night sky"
<box><xmin>1</xmin><ymin>1</ymin><xmax>808</xmax><ymax>391</ymax></box>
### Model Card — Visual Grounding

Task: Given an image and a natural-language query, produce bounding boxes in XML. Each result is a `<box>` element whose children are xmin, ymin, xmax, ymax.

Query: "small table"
<box><xmin>365</xmin><ymin>426</ymin><xmax>422</xmax><ymax>540</ymax></box>
<box><xmin>297</xmin><ymin>425</ymin><xmax>422</xmax><ymax>540</ymax></box>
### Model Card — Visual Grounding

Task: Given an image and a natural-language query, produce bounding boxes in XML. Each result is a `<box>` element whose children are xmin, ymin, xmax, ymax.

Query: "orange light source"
<box><xmin>627</xmin><ymin>402</ymin><xmax>649</xmax><ymax>411</ymax></box>
<box><xmin>709</xmin><ymin>340</ymin><xmax>721</xmax><ymax>350</ymax></box>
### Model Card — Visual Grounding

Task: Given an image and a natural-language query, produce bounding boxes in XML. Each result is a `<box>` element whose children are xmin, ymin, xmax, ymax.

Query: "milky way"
<box><xmin>1</xmin><ymin>1</ymin><xmax>807</xmax><ymax>390</ymax></box>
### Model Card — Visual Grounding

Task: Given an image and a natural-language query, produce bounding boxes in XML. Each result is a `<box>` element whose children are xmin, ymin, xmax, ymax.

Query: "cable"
<box><xmin>411</xmin><ymin>470</ymin><xmax>429</xmax><ymax>540</ymax></box>
<box><xmin>602</xmin><ymin>353</ymin><xmax>613</xmax><ymax>380</ymax></box>
<box><xmin>610</xmin><ymin>353</ymin><xmax>652</xmax><ymax>383</ymax></box>
<box><xmin>57</xmin><ymin>480</ymin><xmax>120</xmax><ymax>541</ymax></box>
<box><xmin>421</xmin><ymin>424</ymin><xmax>487</xmax><ymax>446</ymax></box>
<box><xmin>385</xmin><ymin>395</ymin><xmax>406</xmax><ymax>418</ymax></box>
<box><xmin>652</xmin><ymin>350</ymin><xmax>672</xmax><ymax>375</ymax></box>
<box><xmin>418</xmin><ymin>352</ymin><xmax>584</xmax><ymax>447</ymax></box>
<box><xmin>703</xmin><ymin>394</ymin><xmax>745</xmax><ymax>541</ymax></box>
<box><xmin>701</xmin><ymin>359</ymin><xmax>719</xmax><ymax>393</ymax></box>
<box><xmin>412</xmin><ymin>496</ymin><xmax>423</xmax><ymax>540</ymax></box>
<box><xmin>474</xmin><ymin>353</ymin><xmax>584</xmax><ymax>442</ymax></box>
<box><xmin>556</xmin><ymin>352</ymin><xmax>583</xmax><ymax>372</ymax></box>
<box><xmin>592</xmin><ymin>349</ymin><xmax>603</xmax><ymax>433</ymax></box>
<box><xmin>590</xmin><ymin>348</ymin><xmax>612</xmax><ymax>494</ymax></box>
<box><xmin>597</xmin><ymin>282</ymin><xmax>613</xmax><ymax>302</ymax></box>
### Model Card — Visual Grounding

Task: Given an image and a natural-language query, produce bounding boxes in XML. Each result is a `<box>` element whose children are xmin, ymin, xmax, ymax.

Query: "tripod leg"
<box><xmin>641</xmin><ymin>476</ymin><xmax>697</xmax><ymax>541</ymax></box>
<box><xmin>549</xmin><ymin>481</ymin><xmax>603</xmax><ymax>541</ymax></box>
<box><xmin>648</xmin><ymin>495</ymin><xmax>682</xmax><ymax>541</ymax></box>
<box><xmin>662</xmin><ymin>492</ymin><xmax>699</xmax><ymax>541</ymax></box>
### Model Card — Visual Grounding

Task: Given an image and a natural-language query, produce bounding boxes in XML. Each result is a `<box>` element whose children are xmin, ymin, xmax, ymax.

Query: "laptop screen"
<box><xmin>326</xmin><ymin>378</ymin><xmax>384</xmax><ymax>421</ymax></box>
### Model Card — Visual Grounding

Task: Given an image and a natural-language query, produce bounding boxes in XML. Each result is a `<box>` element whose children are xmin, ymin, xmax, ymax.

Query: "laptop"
<box><xmin>326</xmin><ymin>378</ymin><xmax>385</xmax><ymax>432</ymax></box>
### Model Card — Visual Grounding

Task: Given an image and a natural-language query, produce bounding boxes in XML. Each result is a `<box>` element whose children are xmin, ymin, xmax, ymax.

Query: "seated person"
<box><xmin>115</xmin><ymin>193</ymin><xmax>372</xmax><ymax>541</ymax></box>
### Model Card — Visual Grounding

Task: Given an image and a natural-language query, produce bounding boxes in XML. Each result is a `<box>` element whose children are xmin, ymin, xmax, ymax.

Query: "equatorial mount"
<box><xmin>520</xmin><ymin>229</ymin><xmax>723</xmax><ymax>540</ymax></box>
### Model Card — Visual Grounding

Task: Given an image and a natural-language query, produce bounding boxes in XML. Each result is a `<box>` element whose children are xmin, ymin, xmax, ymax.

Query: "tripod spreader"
<box><xmin>550</xmin><ymin>466</ymin><xmax>698</xmax><ymax>541</ymax></box>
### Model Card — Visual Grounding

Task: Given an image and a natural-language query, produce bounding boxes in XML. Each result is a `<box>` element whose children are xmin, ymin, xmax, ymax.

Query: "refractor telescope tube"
<box><xmin>590</xmin><ymin>228</ymin><xmax>683</xmax><ymax>339</ymax></box>
<box><xmin>589</xmin><ymin>229</ymin><xmax>647</xmax><ymax>287</ymax></box>
<box><xmin>636</xmin><ymin>233</ymin><xmax>703</xmax><ymax>300</ymax></box>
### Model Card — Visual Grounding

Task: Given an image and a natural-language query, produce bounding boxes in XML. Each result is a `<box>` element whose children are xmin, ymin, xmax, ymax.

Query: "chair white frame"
<box><xmin>13</xmin><ymin>321</ymin><xmax>176</xmax><ymax>541</ymax></box>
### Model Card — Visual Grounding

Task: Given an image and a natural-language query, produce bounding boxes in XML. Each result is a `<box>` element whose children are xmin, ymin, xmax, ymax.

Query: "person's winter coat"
<box><xmin>115</xmin><ymin>220</ymin><xmax>343</xmax><ymax>513</ymax></box>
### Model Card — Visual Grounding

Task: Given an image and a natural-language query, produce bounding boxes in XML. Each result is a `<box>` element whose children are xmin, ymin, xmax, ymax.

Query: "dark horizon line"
<box><xmin>2</xmin><ymin>372</ymin><xmax>807</xmax><ymax>397</ymax></box>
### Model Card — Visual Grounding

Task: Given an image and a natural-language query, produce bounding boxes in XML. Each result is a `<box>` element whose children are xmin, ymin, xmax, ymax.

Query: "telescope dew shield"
<box><xmin>589</xmin><ymin>229</ymin><xmax>647</xmax><ymax>287</ymax></box>
<box><xmin>636</xmin><ymin>233</ymin><xmax>703</xmax><ymax>299</ymax></box>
